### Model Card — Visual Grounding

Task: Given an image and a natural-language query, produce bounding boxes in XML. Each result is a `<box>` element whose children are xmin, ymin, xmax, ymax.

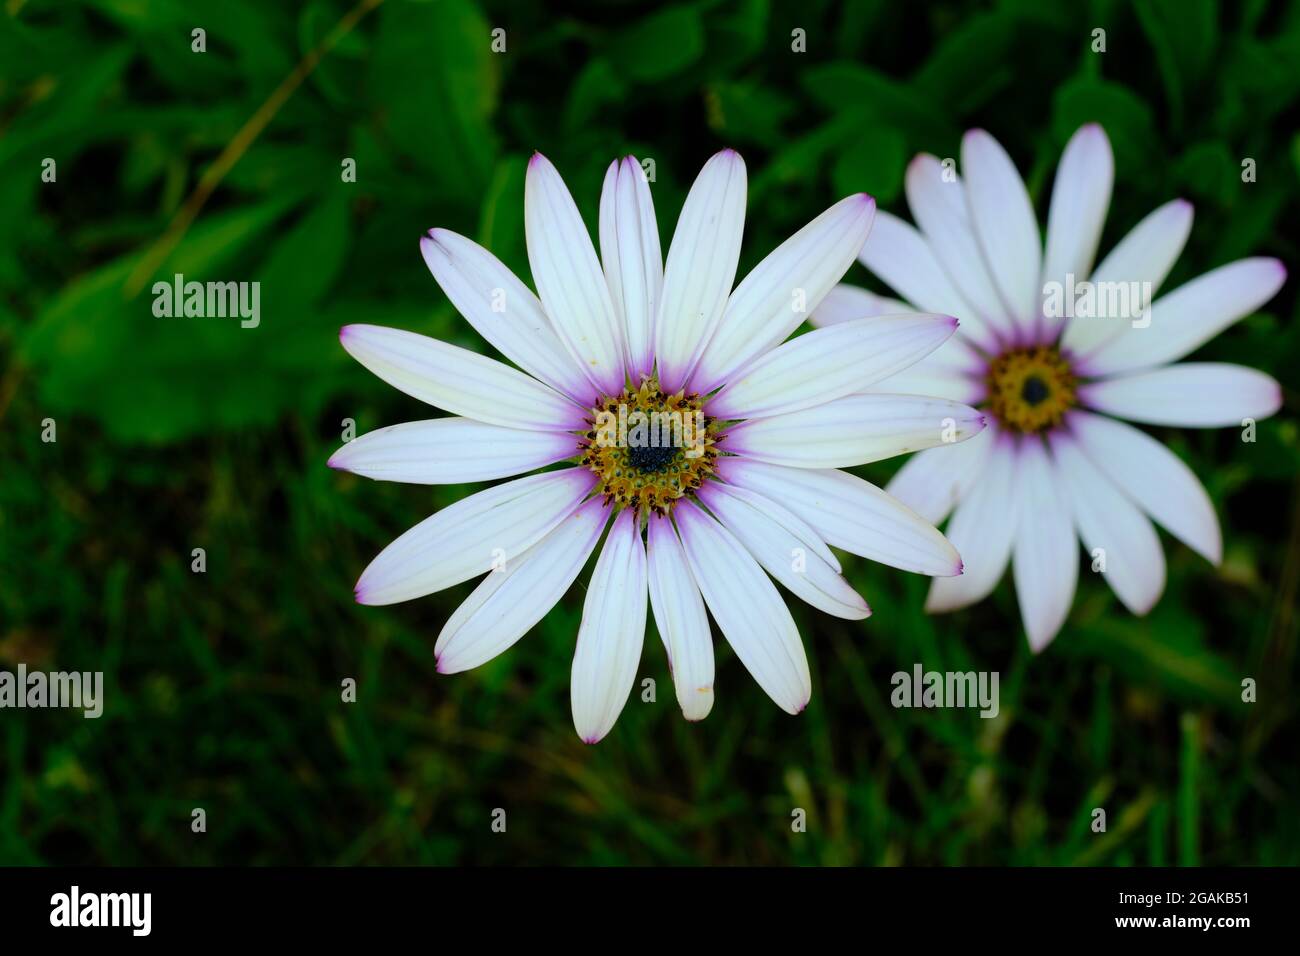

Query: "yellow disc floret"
<box><xmin>985</xmin><ymin>346</ymin><xmax>1077</xmax><ymax>433</ymax></box>
<box><xmin>580</xmin><ymin>377</ymin><xmax>721</xmax><ymax>514</ymax></box>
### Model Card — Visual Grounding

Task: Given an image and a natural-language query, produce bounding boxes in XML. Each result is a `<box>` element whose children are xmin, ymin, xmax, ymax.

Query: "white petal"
<box><xmin>903</xmin><ymin>153</ymin><xmax>1010</xmax><ymax>349</ymax></box>
<box><xmin>646</xmin><ymin>513</ymin><xmax>714</xmax><ymax>721</ymax></box>
<box><xmin>329</xmin><ymin>418</ymin><xmax>575</xmax><ymax>485</ymax></box>
<box><xmin>419</xmin><ymin>229</ymin><xmax>589</xmax><ymax>403</ymax></box>
<box><xmin>724</xmin><ymin>393</ymin><xmax>987</xmax><ymax>469</ymax></box>
<box><xmin>675</xmin><ymin>500</ymin><xmax>810</xmax><ymax>714</ymax></box>
<box><xmin>1040</xmin><ymin>124</ymin><xmax>1114</xmax><ymax>340</ymax></box>
<box><xmin>701</xmin><ymin>479</ymin><xmax>841</xmax><ymax>572</ymax></box>
<box><xmin>1068</xmin><ymin>410</ymin><xmax>1221</xmax><ymax>563</ymax></box>
<box><xmin>716</xmin><ymin>458</ymin><xmax>961</xmax><ymax>576</ymax></box>
<box><xmin>857</xmin><ymin>210</ymin><xmax>975</xmax><ymax>324</ymax></box>
<box><xmin>1062</xmin><ymin>199</ymin><xmax>1193</xmax><ymax>357</ymax></box>
<box><xmin>1012</xmin><ymin>436</ymin><xmax>1079</xmax><ymax>652</ymax></box>
<box><xmin>355</xmin><ymin>468</ymin><xmax>594</xmax><ymax>606</ymax></box>
<box><xmin>571</xmin><ymin>508</ymin><xmax>648</xmax><ymax>743</ymax></box>
<box><xmin>339</xmin><ymin>324</ymin><xmax>583</xmax><ymax>432</ymax></box>
<box><xmin>654</xmin><ymin>149</ymin><xmax>747</xmax><ymax>392</ymax></box>
<box><xmin>961</xmin><ymin>129</ymin><xmax>1042</xmax><ymax>337</ymax></box>
<box><xmin>691</xmin><ymin>194</ymin><xmax>876</xmax><ymax>391</ymax></box>
<box><xmin>706</xmin><ymin>313</ymin><xmax>957</xmax><ymax>420</ymax></box>
<box><xmin>698</xmin><ymin>483</ymin><xmax>869</xmax><ymax>619</ymax></box>
<box><xmin>926</xmin><ymin>429</ymin><xmax>1018</xmax><ymax>610</ymax></box>
<box><xmin>864</xmin><ymin>336</ymin><xmax>987</xmax><ymax>404</ymax></box>
<box><xmin>1081</xmin><ymin>258</ymin><xmax>1286</xmax><ymax>377</ymax></box>
<box><xmin>1048</xmin><ymin>431</ymin><xmax>1165</xmax><ymax>615</ymax></box>
<box><xmin>808</xmin><ymin>283</ymin><xmax>910</xmax><ymax>327</ymax></box>
<box><xmin>864</xmin><ymin>368</ymin><xmax>984</xmax><ymax>404</ymax></box>
<box><xmin>1080</xmin><ymin>363</ymin><xmax>1282</xmax><ymax>427</ymax></box>
<box><xmin>435</xmin><ymin>499</ymin><xmax>609</xmax><ymax>673</ymax></box>
<box><xmin>524</xmin><ymin>152</ymin><xmax>626</xmax><ymax>395</ymax></box>
<box><xmin>886</xmin><ymin>423</ymin><xmax>996</xmax><ymax>526</ymax></box>
<box><xmin>599</xmin><ymin>156</ymin><xmax>662</xmax><ymax>382</ymax></box>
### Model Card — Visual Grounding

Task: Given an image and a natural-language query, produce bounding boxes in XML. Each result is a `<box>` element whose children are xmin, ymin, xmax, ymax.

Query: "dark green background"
<box><xmin>1</xmin><ymin>0</ymin><xmax>1297</xmax><ymax>865</ymax></box>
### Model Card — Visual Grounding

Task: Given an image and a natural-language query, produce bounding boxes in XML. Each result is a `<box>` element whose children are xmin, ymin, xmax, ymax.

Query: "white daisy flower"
<box><xmin>821</xmin><ymin>124</ymin><xmax>1286</xmax><ymax>651</ymax></box>
<box><xmin>331</xmin><ymin>149</ymin><xmax>987</xmax><ymax>742</ymax></box>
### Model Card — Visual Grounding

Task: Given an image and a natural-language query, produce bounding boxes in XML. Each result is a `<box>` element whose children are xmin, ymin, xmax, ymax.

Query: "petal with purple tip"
<box><xmin>571</xmin><ymin>507</ymin><xmax>648</xmax><ymax>743</ymax></box>
<box><xmin>525</xmin><ymin>152</ymin><xmax>627</xmax><ymax>396</ymax></box>
<box><xmin>436</xmin><ymin>499</ymin><xmax>609</xmax><ymax>674</ymax></box>
<box><xmin>675</xmin><ymin>500</ymin><xmax>811</xmax><ymax>715</ymax></box>
<box><xmin>691</xmin><ymin>193</ymin><xmax>876</xmax><ymax>390</ymax></box>
<box><xmin>646</xmin><ymin>513</ymin><xmax>715</xmax><ymax>721</ymax></box>
<box><xmin>329</xmin><ymin>418</ymin><xmax>575</xmax><ymax>485</ymax></box>
<box><xmin>339</xmin><ymin>324</ymin><xmax>584</xmax><ymax>432</ymax></box>
<box><xmin>355</xmin><ymin>468</ymin><xmax>594</xmax><ymax>606</ymax></box>
<box><xmin>654</xmin><ymin>149</ymin><xmax>747</xmax><ymax>392</ymax></box>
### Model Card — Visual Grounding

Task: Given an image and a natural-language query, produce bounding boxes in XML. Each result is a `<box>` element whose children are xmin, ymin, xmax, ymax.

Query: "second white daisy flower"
<box><xmin>823</xmin><ymin>124</ymin><xmax>1285</xmax><ymax>651</ymax></box>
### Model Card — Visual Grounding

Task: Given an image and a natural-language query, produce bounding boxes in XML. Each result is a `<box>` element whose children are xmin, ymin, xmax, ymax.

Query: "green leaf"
<box><xmin>608</xmin><ymin>6</ymin><xmax>705</xmax><ymax>83</ymax></box>
<box><xmin>913</xmin><ymin>12</ymin><xmax>1020</xmax><ymax>117</ymax></box>
<box><xmin>700</xmin><ymin>0</ymin><xmax>769</xmax><ymax>76</ymax></box>
<box><xmin>258</xmin><ymin>191</ymin><xmax>351</xmax><ymax>313</ymax></box>
<box><xmin>476</xmin><ymin>156</ymin><xmax>528</xmax><ymax>281</ymax></box>
<box><xmin>1173</xmin><ymin>141</ymin><xmax>1236</xmax><ymax>201</ymax></box>
<box><xmin>1064</xmin><ymin>604</ymin><xmax>1241</xmax><ymax>706</ymax></box>
<box><xmin>1052</xmin><ymin>77</ymin><xmax>1159</xmax><ymax>180</ymax></box>
<box><xmin>705</xmin><ymin>82</ymin><xmax>795</xmax><ymax>148</ymax></box>
<box><xmin>802</xmin><ymin>62</ymin><xmax>958</xmax><ymax>146</ymax></box>
<box><xmin>299</xmin><ymin>0</ymin><xmax>370</xmax><ymax>108</ymax></box>
<box><xmin>564</xmin><ymin>59</ymin><xmax>628</xmax><ymax>132</ymax></box>
<box><xmin>749</xmin><ymin>111</ymin><xmax>868</xmax><ymax>201</ymax></box>
<box><xmin>1135</xmin><ymin>0</ymin><xmax>1217</xmax><ymax>127</ymax></box>
<box><xmin>20</xmin><ymin>198</ymin><xmax>316</xmax><ymax>444</ymax></box>
<box><xmin>0</xmin><ymin>46</ymin><xmax>133</xmax><ymax>166</ymax></box>
<box><xmin>832</xmin><ymin>127</ymin><xmax>907</xmax><ymax>204</ymax></box>
<box><xmin>369</xmin><ymin>0</ymin><xmax>500</xmax><ymax>198</ymax></box>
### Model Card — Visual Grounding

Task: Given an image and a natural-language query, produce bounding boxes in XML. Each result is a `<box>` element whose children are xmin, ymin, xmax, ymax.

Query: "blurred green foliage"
<box><xmin>1</xmin><ymin>0</ymin><xmax>1298</xmax><ymax>865</ymax></box>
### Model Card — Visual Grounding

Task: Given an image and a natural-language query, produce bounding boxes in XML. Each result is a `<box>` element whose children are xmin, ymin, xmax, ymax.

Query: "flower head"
<box><xmin>826</xmin><ymin>124</ymin><xmax>1285</xmax><ymax>650</ymax></box>
<box><xmin>332</xmin><ymin>149</ymin><xmax>986</xmax><ymax>741</ymax></box>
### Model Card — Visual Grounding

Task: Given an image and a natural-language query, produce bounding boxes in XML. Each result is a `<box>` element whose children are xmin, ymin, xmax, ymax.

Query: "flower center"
<box><xmin>984</xmin><ymin>346</ymin><xmax>1076</xmax><ymax>433</ymax></box>
<box><xmin>580</xmin><ymin>377</ymin><xmax>719</xmax><ymax>514</ymax></box>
